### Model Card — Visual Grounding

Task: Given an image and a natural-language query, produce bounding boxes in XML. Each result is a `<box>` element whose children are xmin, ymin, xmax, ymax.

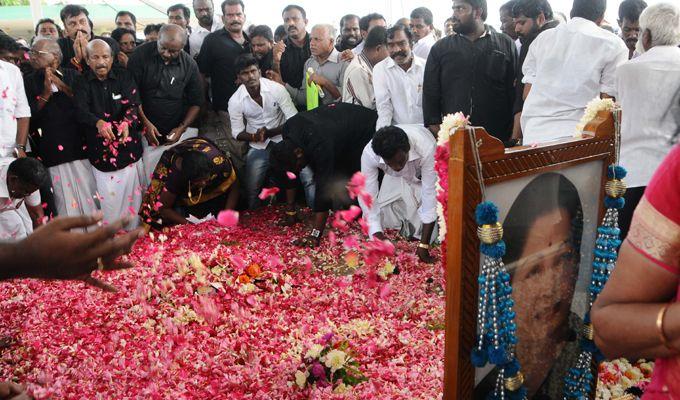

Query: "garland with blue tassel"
<box><xmin>472</xmin><ymin>201</ymin><xmax>527</xmax><ymax>400</ymax></box>
<box><xmin>563</xmin><ymin>165</ymin><xmax>627</xmax><ymax>399</ymax></box>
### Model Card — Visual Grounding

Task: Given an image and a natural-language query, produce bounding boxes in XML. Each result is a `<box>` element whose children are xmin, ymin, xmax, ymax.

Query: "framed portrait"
<box><xmin>442</xmin><ymin>111</ymin><xmax>618</xmax><ymax>399</ymax></box>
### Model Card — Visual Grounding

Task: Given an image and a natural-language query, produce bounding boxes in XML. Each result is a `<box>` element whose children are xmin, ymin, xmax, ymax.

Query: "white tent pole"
<box><xmin>29</xmin><ymin>0</ymin><xmax>43</xmax><ymax>28</ymax></box>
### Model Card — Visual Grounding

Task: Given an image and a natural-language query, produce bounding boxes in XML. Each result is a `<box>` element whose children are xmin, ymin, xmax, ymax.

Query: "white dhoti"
<box><xmin>375</xmin><ymin>175</ymin><xmax>423</xmax><ymax>239</ymax></box>
<box><xmin>0</xmin><ymin>205</ymin><xmax>33</xmax><ymax>241</ymax></box>
<box><xmin>92</xmin><ymin>160</ymin><xmax>144</xmax><ymax>229</ymax></box>
<box><xmin>49</xmin><ymin>159</ymin><xmax>100</xmax><ymax>218</ymax></box>
<box><xmin>141</xmin><ymin>128</ymin><xmax>198</xmax><ymax>188</ymax></box>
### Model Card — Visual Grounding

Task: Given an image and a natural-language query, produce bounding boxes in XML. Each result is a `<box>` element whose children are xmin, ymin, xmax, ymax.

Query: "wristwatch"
<box><xmin>310</xmin><ymin>229</ymin><xmax>321</xmax><ymax>238</ymax></box>
<box><xmin>14</xmin><ymin>144</ymin><xmax>26</xmax><ymax>151</ymax></box>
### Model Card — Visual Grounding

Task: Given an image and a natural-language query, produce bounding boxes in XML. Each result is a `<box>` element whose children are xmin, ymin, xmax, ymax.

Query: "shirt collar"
<box><xmin>358</xmin><ymin>52</ymin><xmax>374</xmax><ymax>69</ymax></box>
<box><xmin>316</xmin><ymin>47</ymin><xmax>341</xmax><ymax>64</ymax></box>
<box><xmin>385</xmin><ymin>55</ymin><xmax>424</xmax><ymax>71</ymax></box>
<box><xmin>86</xmin><ymin>68</ymin><xmax>117</xmax><ymax>81</ymax></box>
<box><xmin>194</xmin><ymin>15</ymin><xmax>223</xmax><ymax>33</ymax></box>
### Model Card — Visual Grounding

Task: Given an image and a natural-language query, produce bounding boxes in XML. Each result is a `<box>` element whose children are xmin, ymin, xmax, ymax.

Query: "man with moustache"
<box><xmin>190</xmin><ymin>0</ymin><xmax>223</xmax><ymax>58</ymax></box>
<box><xmin>23</xmin><ymin>39</ymin><xmax>98</xmax><ymax>220</ymax></box>
<box><xmin>273</xmin><ymin>5</ymin><xmax>311</xmax><ymax>93</ymax></box>
<box><xmin>336</xmin><ymin>14</ymin><xmax>362</xmax><ymax>52</ymax></box>
<box><xmin>73</xmin><ymin>39</ymin><xmax>144</xmax><ymax>228</ymax></box>
<box><xmin>197</xmin><ymin>0</ymin><xmax>250</xmax><ymax>175</ymax></box>
<box><xmin>373</xmin><ymin>24</ymin><xmax>425</xmax><ymax>129</ymax></box>
<box><xmin>57</xmin><ymin>5</ymin><xmax>118</xmax><ymax>72</ymax></box>
<box><xmin>250</xmin><ymin>25</ymin><xmax>274</xmax><ymax>74</ymax></box>
<box><xmin>509</xmin><ymin>0</ymin><xmax>559</xmax><ymax>144</ymax></box>
<box><xmin>167</xmin><ymin>4</ymin><xmax>192</xmax><ymax>54</ymax></box>
<box><xmin>352</xmin><ymin>13</ymin><xmax>387</xmax><ymax>55</ymax></box>
<box><xmin>128</xmin><ymin>24</ymin><xmax>203</xmax><ymax>185</ymax></box>
<box><xmin>228</xmin><ymin>54</ymin><xmax>297</xmax><ymax>209</ymax></box>
<box><xmin>410</xmin><ymin>7</ymin><xmax>437</xmax><ymax>60</ymax></box>
<box><xmin>423</xmin><ymin>0</ymin><xmax>517</xmax><ymax>144</ymax></box>
<box><xmin>34</xmin><ymin>18</ymin><xmax>62</xmax><ymax>41</ymax></box>
<box><xmin>618</xmin><ymin>0</ymin><xmax>648</xmax><ymax>59</ymax></box>
<box><xmin>269</xmin><ymin>24</ymin><xmax>348</xmax><ymax>107</ymax></box>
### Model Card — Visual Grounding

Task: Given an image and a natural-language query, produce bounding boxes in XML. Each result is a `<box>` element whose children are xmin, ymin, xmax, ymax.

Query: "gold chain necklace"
<box><xmin>187</xmin><ymin>182</ymin><xmax>203</xmax><ymax>205</ymax></box>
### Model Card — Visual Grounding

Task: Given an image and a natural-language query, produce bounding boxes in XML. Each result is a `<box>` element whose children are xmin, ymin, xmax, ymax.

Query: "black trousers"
<box><xmin>618</xmin><ymin>185</ymin><xmax>646</xmax><ymax>240</ymax></box>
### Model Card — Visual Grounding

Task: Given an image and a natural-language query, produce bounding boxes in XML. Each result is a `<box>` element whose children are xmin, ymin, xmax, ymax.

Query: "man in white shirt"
<box><xmin>352</xmin><ymin>13</ymin><xmax>387</xmax><ymax>55</ymax></box>
<box><xmin>521</xmin><ymin>0</ymin><xmax>628</xmax><ymax>144</ymax></box>
<box><xmin>190</xmin><ymin>0</ymin><xmax>224</xmax><ymax>58</ymax></box>
<box><xmin>341</xmin><ymin>26</ymin><xmax>388</xmax><ymax>109</ymax></box>
<box><xmin>373</xmin><ymin>24</ymin><xmax>425</xmax><ymax>129</ymax></box>
<box><xmin>0</xmin><ymin>158</ymin><xmax>46</xmax><ymax>241</ymax></box>
<box><xmin>360</xmin><ymin>125</ymin><xmax>437</xmax><ymax>264</ymax></box>
<box><xmin>0</xmin><ymin>59</ymin><xmax>30</xmax><ymax>158</ymax></box>
<box><xmin>410</xmin><ymin>7</ymin><xmax>437</xmax><ymax>60</ymax></box>
<box><xmin>229</xmin><ymin>54</ymin><xmax>298</xmax><ymax>209</ymax></box>
<box><xmin>616</xmin><ymin>2</ymin><xmax>680</xmax><ymax>237</ymax></box>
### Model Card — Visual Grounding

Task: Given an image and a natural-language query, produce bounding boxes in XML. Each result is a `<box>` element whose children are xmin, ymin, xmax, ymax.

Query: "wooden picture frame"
<box><xmin>442</xmin><ymin>111</ymin><xmax>618</xmax><ymax>399</ymax></box>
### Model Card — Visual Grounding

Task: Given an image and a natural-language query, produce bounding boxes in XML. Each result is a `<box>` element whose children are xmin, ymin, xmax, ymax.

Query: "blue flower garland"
<box><xmin>563</xmin><ymin>165</ymin><xmax>627</xmax><ymax>399</ymax></box>
<box><xmin>472</xmin><ymin>201</ymin><xmax>527</xmax><ymax>400</ymax></box>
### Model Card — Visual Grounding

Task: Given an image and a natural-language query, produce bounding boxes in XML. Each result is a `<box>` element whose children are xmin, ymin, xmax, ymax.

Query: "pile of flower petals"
<box><xmin>0</xmin><ymin>207</ymin><xmax>445</xmax><ymax>399</ymax></box>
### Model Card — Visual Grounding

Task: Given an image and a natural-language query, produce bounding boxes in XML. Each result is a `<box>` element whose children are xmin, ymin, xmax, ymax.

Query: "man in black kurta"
<box><xmin>24</xmin><ymin>38</ymin><xmax>98</xmax><ymax>220</ymax></box>
<box><xmin>423</xmin><ymin>0</ymin><xmax>517</xmax><ymax>144</ymax></box>
<box><xmin>270</xmin><ymin>103</ymin><xmax>378</xmax><ymax>247</ymax></box>
<box><xmin>127</xmin><ymin>24</ymin><xmax>204</xmax><ymax>184</ymax></box>
<box><xmin>74</xmin><ymin>39</ymin><xmax>144</xmax><ymax>228</ymax></box>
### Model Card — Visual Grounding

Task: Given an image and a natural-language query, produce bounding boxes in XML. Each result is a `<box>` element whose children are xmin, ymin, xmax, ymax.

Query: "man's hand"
<box><xmin>13</xmin><ymin>148</ymin><xmax>27</xmax><ymax>158</ymax></box>
<box><xmin>265</xmin><ymin>70</ymin><xmax>284</xmax><ymax>85</ymax></box>
<box><xmin>117</xmin><ymin>52</ymin><xmax>129</xmax><ymax>68</ymax></box>
<box><xmin>118</xmin><ymin>121</ymin><xmax>130</xmax><ymax>141</ymax></box>
<box><xmin>96</xmin><ymin>120</ymin><xmax>115</xmax><ymax>141</ymax></box>
<box><xmin>273</xmin><ymin>40</ymin><xmax>286</xmax><ymax>63</ymax></box>
<box><xmin>16</xmin><ymin>213</ymin><xmax>144</xmax><ymax>282</ymax></box>
<box><xmin>307</xmin><ymin>73</ymin><xmax>330</xmax><ymax>88</ymax></box>
<box><xmin>340</xmin><ymin>49</ymin><xmax>354</xmax><ymax>62</ymax></box>
<box><xmin>73</xmin><ymin>31</ymin><xmax>87</xmax><ymax>63</ymax></box>
<box><xmin>427</xmin><ymin>124</ymin><xmax>441</xmax><ymax>136</ymax></box>
<box><xmin>47</xmin><ymin>69</ymin><xmax>73</xmax><ymax>97</ymax></box>
<box><xmin>143</xmin><ymin>120</ymin><xmax>161</xmax><ymax>146</ymax></box>
<box><xmin>166</xmin><ymin>125</ymin><xmax>186</xmax><ymax>144</ymax></box>
<box><xmin>416</xmin><ymin>246</ymin><xmax>436</xmax><ymax>264</ymax></box>
<box><xmin>0</xmin><ymin>381</ymin><xmax>31</xmax><ymax>400</ymax></box>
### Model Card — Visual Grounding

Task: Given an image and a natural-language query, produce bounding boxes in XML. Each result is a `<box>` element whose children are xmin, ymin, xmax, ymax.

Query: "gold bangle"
<box><xmin>285</xmin><ymin>211</ymin><xmax>297</xmax><ymax>216</ymax></box>
<box><xmin>656</xmin><ymin>303</ymin><xmax>680</xmax><ymax>353</ymax></box>
<box><xmin>417</xmin><ymin>243</ymin><xmax>430</xmax><ymax>250</ymax></box>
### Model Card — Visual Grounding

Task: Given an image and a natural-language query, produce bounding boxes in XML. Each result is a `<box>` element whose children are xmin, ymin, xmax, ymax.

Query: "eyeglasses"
<box><xmin>29</xmin><ymin>50</ymin><xmax>50</xmax><ymax>57</ymax></box>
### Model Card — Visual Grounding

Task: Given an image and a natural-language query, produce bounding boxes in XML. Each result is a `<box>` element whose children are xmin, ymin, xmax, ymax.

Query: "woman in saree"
<box><xmin>139</xmin><ymin>137</ymin><xmax>239</xmax><ymax>229</ymax></box>
<box><xmin>592</xmin><ymin>143</ymin><xmax>680</xmax><ymax>398</ymax></box>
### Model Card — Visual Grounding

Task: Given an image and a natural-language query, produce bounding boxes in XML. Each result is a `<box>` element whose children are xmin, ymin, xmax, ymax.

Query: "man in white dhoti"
<box><xmin>24</xmin><ymin>39</ymin><xmax>99</xmax><ymax>220</ymax></box>
<box><xmin>0</xmin><ymin>54</ymin><xmax>30</xmax><ymax>158</ymax></box>
<box><xmin>359</xmin><ymin>125</ymin><xmax>437</xmax><ymax>263</ymax></box>
<box><xmin>74</xmin><ymin>39</ymin><xmax>144</xmax><ymax>228</ymax></box>
<box><xmin>0</xmin><ymin>158</ymin><xmax>47</xmax><ymax>241</ymax></box>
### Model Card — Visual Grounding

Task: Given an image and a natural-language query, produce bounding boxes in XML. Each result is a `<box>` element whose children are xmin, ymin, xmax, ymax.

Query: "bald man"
<box><xmin>74</xmin><ymin>39</ymin><xmax>144</xmax><ymax>228</ymax></box>
<box><xmin>24</xmin><ymin>39</ymin><xmax>99</xmax><ymax>222</ymax></box>
<box><xmin>128</xmin><ymin>24</ymin><xmax>203</xmax><ymax>187</ymax></box>
<box><xmin>268</xmin><ymin>24</ymin><xmax>349</xmax><ymax>108</ymax></box>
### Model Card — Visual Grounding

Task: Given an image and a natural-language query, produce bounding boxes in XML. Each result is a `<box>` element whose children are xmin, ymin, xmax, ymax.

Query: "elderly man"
<box><xmin>24</xmin><ymin>38</ymin><xmax>98</xmax><ymax>219</ymax></box>
<box><xmin>228</xmin><ymin>54</ymin><xmax>298</xmax><ymax>209</ymax></box>
<box><xmin>190</xmin><ymin>0</ymin><xmax>223</xmax><ymax>58</ymax></box>
<box><xmin>521</xmin><ymin>0</ymin><xmax>628</xmax><ymax>143</ymax></box>
<box><xmin>373</xmin><ymin>25</ymin><xmax>425</xmax><ymax>129</ymax></box>
<box><xmin>0</xmin><ymin>43</ymin><xmax>30</xmax><ymax>158</ymax></box>
<box><xmin>0</xmin><ymin>158</ymin><xmax>46</xmax><ymax>240</ymax></box>
<box><xmin>270</xmin><ymin>24</ymin><xmax>348</xmax><ymax>108</ymax></box>
<box><xmin>74</xmin><ymin>39</ymin><xmax>144</xmax><ymax>228</ymax></box>
<box><xmin>197</xmin><ymin>0</ymin><xmax>250</xmax><ymax>175</ymax></box>
<box><xmin>616</xmin><ymin>2</ymin><xmax>680</xmax><ymax>237</ymax></box>
<box><xmin>360</xmin><ymin>125</ymin><xmax>437</xmax><ymax>263</ymax></box>
<box><xmin>128</xmin><ymin>24</ymin><xmax>203</xmax><ymax>185</ymax></box>
<box><xmin>410</xmin><ymin>7</ymin><xmax>437</xmax><ymax>60</ymax></box>
<box><xmin>342</xmin><ymin>26</ymin><xmax>388</xmax><ymax>109</ymax></box>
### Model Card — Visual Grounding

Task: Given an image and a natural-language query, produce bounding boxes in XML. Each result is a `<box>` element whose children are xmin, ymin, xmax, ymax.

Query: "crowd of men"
<box><xmin>0</xmin><ymin>0</ymin><xmax>679</xmax><ymax>265</ymax></box>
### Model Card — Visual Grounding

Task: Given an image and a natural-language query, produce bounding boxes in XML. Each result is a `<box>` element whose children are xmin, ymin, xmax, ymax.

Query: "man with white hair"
<box><xmin>24</xmin><ymin>38</ymin><xmax>99</xmax><ymax>220</ymax></box>
<box><xmin>616</xmin><ymin>2</ymin><xmax>680</xmax><ymax>237</ymax></box>
<box><xmin>74</xmin><ymin>39</ymin><xmax>144</xmax><ymax>228</ymax></box>
<box><xmin>269</xmin><ymin>24</ymin><xmax>348</xmax><ymax>107</ymax></box>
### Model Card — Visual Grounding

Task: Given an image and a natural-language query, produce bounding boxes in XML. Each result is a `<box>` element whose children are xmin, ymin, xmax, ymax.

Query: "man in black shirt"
<box><xmin>510</xmin><ymin>0</ymin><xmax>559</xmax><ymax>144</ymax></box>
<box><xmin>270</xmin><ymin>103</ymin><xmax>378</xmax><ymax>247</ymax></box>
<box><xmin>197</xmin><ymin>0</ymin><xmax>250</xmax><ymax>174</ymax></box>
<box><xmin>250</xmin><ymin>25</ymin><xmax>274</xmax><ymax>74</ymax></box>
<box><xmin>273</xmin><ymin>5</ymin><xmax>311</xmax><ymax>91</ymax></box>
<box><xmin>423</xmin><ymin>0</ymin><xmax>517</xmax><ymax>144</ymax></box>
<box><xmin>24</xmin><ymin>39</ymin><xmax>98</xmax><ymax>220</ymax></box>
<box><xmin>74</xmin><ymin>39</ymin><xmax>144</xmax><ymax>229</ymax></box>
<box><xmin>128</xmin><ymin>24</ymin><xmax>203</xmax><ymax>183</ymax></box>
